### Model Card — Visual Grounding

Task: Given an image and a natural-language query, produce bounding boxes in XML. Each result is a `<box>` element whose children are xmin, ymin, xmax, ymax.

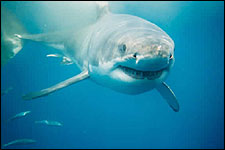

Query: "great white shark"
<box><xmin>6</xmin><ymin>2</ymin><xmax>179</xmax><ymax>112</ymax></box>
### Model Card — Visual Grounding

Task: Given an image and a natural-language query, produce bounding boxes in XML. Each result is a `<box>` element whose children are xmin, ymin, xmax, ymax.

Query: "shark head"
<box><xmin>88</xmin><ymin>14</ymin><xmax>175</xmax><ymax>94</ymax></box>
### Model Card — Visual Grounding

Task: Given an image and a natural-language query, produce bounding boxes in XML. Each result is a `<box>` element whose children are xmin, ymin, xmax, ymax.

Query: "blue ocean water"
<box><xmin>1</xmin><ymin>1</ymin><xmax>224</xmax><ymax>149</ymax></box>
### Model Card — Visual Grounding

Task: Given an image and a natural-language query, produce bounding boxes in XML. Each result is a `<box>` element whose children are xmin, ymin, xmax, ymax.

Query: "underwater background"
<box><xmin>1</xmin><ymin>1</ymin><xmax>224</xmax><ymax>149</ymax></box>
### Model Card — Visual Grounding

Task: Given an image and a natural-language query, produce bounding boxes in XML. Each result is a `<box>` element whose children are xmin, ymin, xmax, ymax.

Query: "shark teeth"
<box><xmin>118</xmin><ymin>65</ymin><xmax>162</xmax><ymax>80</ymax></box>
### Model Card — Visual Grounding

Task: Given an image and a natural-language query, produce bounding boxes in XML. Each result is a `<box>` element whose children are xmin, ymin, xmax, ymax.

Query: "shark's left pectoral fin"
<box><xmin>22</xmin><ymin>70</ymin><xmax>89</xmax><ymax>100</ymax></box>
<box><xmin>156</xmin><ymin>82</ymin><xmax>179</xmax><ymax>112</ymax></box>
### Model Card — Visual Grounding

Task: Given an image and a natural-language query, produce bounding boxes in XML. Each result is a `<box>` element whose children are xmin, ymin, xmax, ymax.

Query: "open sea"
<box><xmin>1</xmin><ymin>1</ymin><xmax>224</xmax><ymax>149</ymax></box>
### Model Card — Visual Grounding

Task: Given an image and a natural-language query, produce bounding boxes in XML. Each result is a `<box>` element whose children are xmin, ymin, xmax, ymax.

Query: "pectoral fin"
<box><xmin>23</xmin><ymin>70</ymin><xmax>89</xmax><ymax>100</ymax></box>
<box><xmin>156</xmin><ymin>82</ymin><xmax>179</xmax><ymax>112</ymax></box>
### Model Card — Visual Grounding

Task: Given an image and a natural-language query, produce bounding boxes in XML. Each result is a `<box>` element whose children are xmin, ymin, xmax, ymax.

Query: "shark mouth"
<box><xmin>118</xmin><ymin>65</ymin><xmax>163</xmax><ymax>80</ymax></box>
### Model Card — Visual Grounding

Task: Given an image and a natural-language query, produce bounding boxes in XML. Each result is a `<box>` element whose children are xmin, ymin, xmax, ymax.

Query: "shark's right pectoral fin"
<box><xmin>22</xmin><ymin>70</ymin><xmax>89</xmax><ymax>100</ymax></box>
<box><xmin>156</xmin><ymin>82</ymin><xmax>179</xmax><ymax>112</ymax></box>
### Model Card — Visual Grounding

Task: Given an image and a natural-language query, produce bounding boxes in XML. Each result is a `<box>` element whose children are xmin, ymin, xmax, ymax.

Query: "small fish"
<box><xmin>35</xmin><ymin>120</ymin><xmax>63</xmax><ymax>127</ymax></box>
<box><xmin>46</xmin><ymin>53</ymin><xmax>62</xmax><ymax>58</ymax></box>
<box><xmin>3</xmin><ymin>138</ymin><xmax>36</xmax><ymax>148</ymax></box>
<box><xmin>46</xmin><ymin>53</ymin><xmax>73</xmax><ymax>65</ymax></box>
<box><xmin>7</xmin><ymin>111</ymin><xmax>31</xmax><ymax>122</ymax></box>
<box><xmin>1</xmin><ymin>86</ymin><xmax>13</xmax><ymax>96</ymax></box>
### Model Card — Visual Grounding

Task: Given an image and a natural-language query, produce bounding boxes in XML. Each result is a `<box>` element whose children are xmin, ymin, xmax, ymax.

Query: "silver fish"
<box><xmin>3</xmin><ymin>138</ymin><xmax>36</xmax><ymax>148</ymax></box>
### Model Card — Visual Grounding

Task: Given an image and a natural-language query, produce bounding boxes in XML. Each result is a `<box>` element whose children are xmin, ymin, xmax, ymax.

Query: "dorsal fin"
<box><xmin>95</xmin><ymin>1</ymin><xmax>110</xmax><ymax>19</ymax></box>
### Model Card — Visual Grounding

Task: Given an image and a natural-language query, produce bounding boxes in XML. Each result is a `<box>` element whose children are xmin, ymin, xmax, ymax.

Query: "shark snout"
<box><xmin>118</xmin><ymin>49</ymin><xmax>171</xmax><ymax>71</ymax></box>
<box><xmin>136</xmin><ymin>56</ymin><xmax>169</xmax><ymax>71</ymax></box>
<box><xmin>135</xmin><ymin>49</ymin><xmax>170</xmax><ymax>58</ymax></box>
<box><xmin>133</xmin><ymin>50</ymin><xmax>170</xmax><ymax>71</ymax></box>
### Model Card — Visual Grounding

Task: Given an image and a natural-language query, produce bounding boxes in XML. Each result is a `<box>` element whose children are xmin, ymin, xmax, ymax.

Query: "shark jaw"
<box><xmin>88</xmin><ymin>57</ymin><xmax>174</xmax><ymax>95</ymax></box>
<box><xmin>117</xmin><ymin>65</ymin><xmax>163</xmax><ymax>80</ymax></box>
<box><xmin>89</xmin><ymin>54</ymin><xmax>174</xmax><ymax>82</ymax></box>
<box><xmin>88</xmin><ymin>64</ymin><xmax>169</xmax><ymax>95</ymax></box>
<box><xmin>109</xmin><ymin>55</ymin><xmax>173</xmax><ymax>83</ymax></box>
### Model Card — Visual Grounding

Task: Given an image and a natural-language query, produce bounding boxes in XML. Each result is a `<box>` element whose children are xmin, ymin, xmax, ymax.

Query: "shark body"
<box><xmin>4</xmin><ymin>2</ymin><xmax>179</xmax><ymax>112</ymax></box>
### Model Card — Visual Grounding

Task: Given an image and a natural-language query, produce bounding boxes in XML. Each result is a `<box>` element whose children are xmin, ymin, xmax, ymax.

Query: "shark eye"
<box><xmin>118</xmin><ymin>44</ymin><xmax>126</xmax><ymax>53</ymax></box>
<box><xmin>133</xmin><ymin>52</ymin><xmax>138</xmax><ymax>58</ymax></box>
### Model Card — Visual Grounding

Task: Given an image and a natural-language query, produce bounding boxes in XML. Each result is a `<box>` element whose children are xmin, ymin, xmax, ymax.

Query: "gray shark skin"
<box><xmin>35</xmin><ymin>120</ymin><xmax>63</xmax><ymax>127</ymax></box>
<box><xmin>2</xmin><ymin>138</ymin><xmax>36</xmax><ymax>148</ymax></box>
<box><xmin>7</xmin><ymin>111</ymin><xmax>31</xmax><ymax>122</ymax></box>
<box><xmin>9</xmin><ymin>2</ymin><xmax>179</xmax><ymax>112</ymax></box>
